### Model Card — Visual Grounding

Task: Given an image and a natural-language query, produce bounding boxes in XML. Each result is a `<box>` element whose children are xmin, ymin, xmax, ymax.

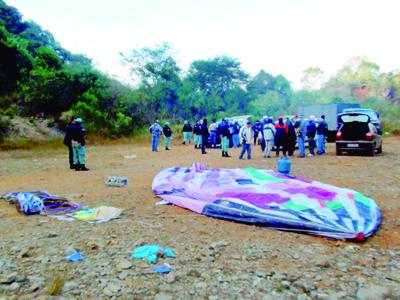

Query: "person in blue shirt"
<box><xmin>306</xmin><ymin>116</ymin><xmax>317</xmax><ymax>156</ymax></box>
<box><xmin>149</xmin><ymin>120</ymin><xmax>163</xmax><ymax>152</ymax></box>
<box><xmin>252</xmin><ymin>120</ymin><xmax>262</xmax><ymax>145</ymax></box>
<box><xmin>231</xmin><ymin>121</ymin><xmax>241</xmax><ymax>148</ymax></box>
<box><xmin>294</xmin><ymin>115</ymin><xmax>307</xmax><ymax>158</ymax></box>
<box><xmin>317</xmin><ymin>115</ymin><xmax>328</xmax><ymax>155</ymax></box>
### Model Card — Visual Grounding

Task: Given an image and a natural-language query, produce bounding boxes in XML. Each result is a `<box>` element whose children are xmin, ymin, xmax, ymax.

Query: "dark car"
<box><xmin>342</xmin><ymin>108</ymin><xmax>382</xmax><ymax>135</ymax></box>
<box><xmin>336</xmin><ymin>112</ymin><xmax>382</xmax><ymax>156</ymax></box>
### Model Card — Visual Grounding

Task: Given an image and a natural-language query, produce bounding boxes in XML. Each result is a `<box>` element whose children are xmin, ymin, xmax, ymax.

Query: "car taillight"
<box><xmin>366</xmin><ymin>132</ymin><xmax>374</xmax><ymax>141</ymax></box>
<box><xmin>336</xmin><ymin>131</ymin><xmax>342</xmax><ymax>140</ymax></box>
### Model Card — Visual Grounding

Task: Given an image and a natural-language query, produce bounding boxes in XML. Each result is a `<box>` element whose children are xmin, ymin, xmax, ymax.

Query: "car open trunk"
<box><xmin>340</xmin><ymin>122</ymin><xmax>369</xmax><ymax>140</ymax></box>
<box><xmin>338</xmin><ymin>113</ymin><xmax>371</xmax><ymax>140</ymax></box>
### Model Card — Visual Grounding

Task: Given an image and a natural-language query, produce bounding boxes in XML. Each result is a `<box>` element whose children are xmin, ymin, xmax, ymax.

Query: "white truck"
<box><xmin>297</xmin><ymin>103</ymin><xmax>360</xmax><ymax>142</ymax></box>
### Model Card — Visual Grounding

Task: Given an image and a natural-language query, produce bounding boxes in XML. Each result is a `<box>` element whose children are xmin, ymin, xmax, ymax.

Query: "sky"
<box><xmin>5</xmin><ymin>0</ymin><xmax>400</xmax><ymax>88</ymax></box>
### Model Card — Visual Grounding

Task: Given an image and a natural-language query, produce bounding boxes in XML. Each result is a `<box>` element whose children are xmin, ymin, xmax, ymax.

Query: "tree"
<box><xmin>247</xmin><ymin>70</ymin><xmax>274</xmax><ymax>95</ymax></box>
<box><xmin>186</xmin><ymin>55</ymin><xmax>248</xmax><ymax>115</ymax></box>
<box><xmin>300</xmin><ymin>67</ymin><xmax>324</xmax><ymax>91</ymax></box>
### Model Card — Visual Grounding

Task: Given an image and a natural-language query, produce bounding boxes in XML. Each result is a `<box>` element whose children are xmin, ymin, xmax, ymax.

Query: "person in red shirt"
<box><xmin>274</xmin><ymin>117</ymin><xmax>289</xmax><ymax>157</ymax></box>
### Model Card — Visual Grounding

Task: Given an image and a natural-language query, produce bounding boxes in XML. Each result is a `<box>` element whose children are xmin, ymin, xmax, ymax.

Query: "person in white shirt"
<box><xmin>239</xmin><ymin>121</ymin><xmax>254</xmax><ymax>160</ymax></box>
<box><xmin>262</xmin><ymin>118</ymin><xmax>276</xmax><ymax>158</ymax></box>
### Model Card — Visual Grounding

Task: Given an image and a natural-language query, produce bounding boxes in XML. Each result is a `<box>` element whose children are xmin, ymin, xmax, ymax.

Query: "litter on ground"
<box><xmin>71</xmin><ymin>206</ymin><xmax>123</xmax><ymax>223</ymax></box>
<box><xmin>132</xmin><ymin>245</ymin><xmax>176</xmax><ymax>264</ymax></box>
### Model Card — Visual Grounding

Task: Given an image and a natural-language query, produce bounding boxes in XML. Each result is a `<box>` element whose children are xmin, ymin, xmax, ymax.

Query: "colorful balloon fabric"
<box><xmin>152</xmin><ymin>163</ymin><xmax>382</xmax><ymax>240</ymax></box>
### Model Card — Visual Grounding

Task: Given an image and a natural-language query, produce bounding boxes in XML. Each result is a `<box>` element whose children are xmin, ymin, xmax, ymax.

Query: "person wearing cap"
<box><xmin>262</xmin><ymin>118</ymin><xmax>276</xmax><ymax>158</ymax></box>
<box><xmin>239</xmin><ymin>121</ymin><xmax>254</xmax><ymax>160</ymax></box>
<box><xmin>70</xmin><ymin>117</ymin><xmax>89</xmax><ymax>171</ymax></box>
<box><xmin>182</xmin><ymin>120</ymin><xmax>192</xmax><ymax>145</ymax></box>
<box><xmin>306</xmin><ymin>115</ymin><xmax>317</xmax><ymax>156</ymax></box>
<box><xmin>149</xmin><ymin>120</ymin><xmax>163</xmax><ymax>152</ymax></box>
<box><xmin>163</xmin><ymin>122</ymin><xmax>172</xmax><ymax>150</ymax></box>
<box><xmin>274</xmin><ymin>117</ymin><xmax>289</xmax><ymax>157</ymax></box>
<box><xmin>294</xmin><ymin>115</ymin><xmax>307</xmax><ymax>158</ymax></box>
<box><xmin>63</xmin><ymin>116</ymin><xmax>77</xmax><ymax>169</ymax></box>
<box><xmin>316</xmin><ymin>115</ymin><xmax>328</xmax><ymax>155</ymax></box>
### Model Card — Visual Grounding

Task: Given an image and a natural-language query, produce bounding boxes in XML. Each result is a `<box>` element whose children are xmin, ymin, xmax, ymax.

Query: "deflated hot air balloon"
<box><xmin>152</xmin><ymin>163</ymin><xmax>381</xmax><ymax>240</ymax></box>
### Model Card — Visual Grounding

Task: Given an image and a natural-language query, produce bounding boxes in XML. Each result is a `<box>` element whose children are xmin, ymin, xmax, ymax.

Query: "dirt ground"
<box><xmin>0</xmin><ymin>136</ymin><xmax>399</xmax><ymax>299</ymax></box>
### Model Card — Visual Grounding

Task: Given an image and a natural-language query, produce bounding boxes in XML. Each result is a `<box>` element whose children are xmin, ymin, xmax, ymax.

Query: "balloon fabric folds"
<box><xmin>152</xmin><ymin>163</ymin><xmax>381</xmax><ymax>240</ymax></box>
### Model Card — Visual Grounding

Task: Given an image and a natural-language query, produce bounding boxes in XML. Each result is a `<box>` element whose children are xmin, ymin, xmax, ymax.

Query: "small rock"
<box><xmin>63</xmin><ymin>281</ymin><xmax>79</xmax><ymax>292</ymax></box>
<box><xmin>4</xmin><ymin>282</ymin><xmax>20</xmax><ymax>292</ymax></box>
<box><xmin>356</xmin><ymin>284</ymin><xmax>391</xmax><ymax>300</ymax></box>
<box><xmin>116</xmin><ymin>260</ymin><xmax>133</xmax><ymax>271</ymax></box>
<box><xmin>187</xmin><ymin>270</ymin><xmax>201</xmax><ymax>278</ymax></box>
<box><xmin>103</xmin><ymin>281</ymin><xmax>123</xmax><ymax>297</ymax></box>
<box><xmin>346</xmin><ymin>245</ymin><xmax>361</xmax><ymax>252</ymax></box>
<box><xmin>0</xmin><ymin>272</ymin><xmax>17</xmax><ymax>284</ymax></box>
<box><xmin>118</xmin><ymin>271</ymin><xmax>129</xmax><ymax>280</ymax></box>
<box><xmin>316</xmin><ymin>259</ymin><xmax>331</xmax><ymax>268</ymax></box>
<box><xmin>195</xmin><ymin>281</ymin><xmax>207</xmax><ymax>290</ymax></box>
<box><xmin>165</xmin><ymin>273</ymin><xmax>176</xmax><ymax>284</ymax></box>
<box><xmin>155</xmin><ymin>293</ymin><xmax>173</xmax><ymax>300</ymax></box>
<box><xmin>47</xmin><ymin>232</ymin><xmax>59</xmax><ymax>238</ymax></box>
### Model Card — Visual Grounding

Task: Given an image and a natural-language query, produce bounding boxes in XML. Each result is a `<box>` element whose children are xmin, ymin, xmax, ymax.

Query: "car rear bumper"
<box><xmin>336</xmin><ymin>141</ymin><xmax>373</xmax><ymax>151</ymax></box>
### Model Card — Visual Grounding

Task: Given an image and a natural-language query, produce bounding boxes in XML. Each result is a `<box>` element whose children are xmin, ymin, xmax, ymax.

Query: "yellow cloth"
<box><xmin>72</xmin><ymin>206</ymin><xmax>122</xmax><ymax>222</ymax></box>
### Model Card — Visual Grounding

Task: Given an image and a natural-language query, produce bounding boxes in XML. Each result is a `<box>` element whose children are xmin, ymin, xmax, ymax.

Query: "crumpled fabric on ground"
<box><xmin>71</xmin><ymin>206</ymin><xmax>122</xmax><ymax>222</ymax></box>
<box><xmin>2</xmin><ymin>191</ymin><xmax>82</xmax><ymax>215</ymax></box>
<box><xmin>132</xmin><ymin>245</ymin><xmax>176</xmax><ymax>263</ymax></box>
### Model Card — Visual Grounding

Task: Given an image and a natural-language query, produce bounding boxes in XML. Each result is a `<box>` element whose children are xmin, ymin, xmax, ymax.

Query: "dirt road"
<box><xmin>0</xmin><ymin>136</ymin><xmax>399</xmax><ymax>299</ymax></box>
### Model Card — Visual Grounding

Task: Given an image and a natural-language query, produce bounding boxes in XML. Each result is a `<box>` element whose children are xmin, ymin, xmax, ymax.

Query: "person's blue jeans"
<box><xmin>239</xmin><ymin>143</ymin><xmax>251</xmax><ymax>159</ymax></box>
<box><xmin>152</xmin><ymin>135</ymin><xmax>159</xmax><ymax>152</ymax></box>
<box><xmin>72</xmin><ymin>142</ymin><xmax>86</xmax><ymax>164</ymax></box>
<box><xmin>317</xmin><ymin>134</ymin><xmax>325</xmax><ymax>154</ymax></box>
<box><xmin>209</xmin><ymin>131</ymin><xmax>217</xmax><ymax>148</ymax></box>
<box><xmin>297</xmin><ymin>136</ymin><xmax>305</xmax><ymax>157</ymax></box>
<box><xmin>232</xmin><ymin>134</ymin><xmax>239</xmax><ymax>147</ymax></box>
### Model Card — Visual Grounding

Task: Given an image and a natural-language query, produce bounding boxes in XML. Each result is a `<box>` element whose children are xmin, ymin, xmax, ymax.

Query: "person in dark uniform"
<box><xmin>70</xmin><ymin>118</ymin><xmax>90</xmax><ymax>171</ymax></box>
<box><xmin>182</xmin><ymin>120</ymin><xmax>192</xmax><ymax>144</ymax></box>
<box><xmin>274</xmin><ymin>117</ymin><xmax>289</xmax><ymax>157</ymax></box>
<box><xmin>252</xmin><ymin>120</ymin><xmax>262</xmax><ymax>145</ymax></box>
<box><xmin>63</xmin><ymin>116</ymin><xmax>77</xmax><ymax>169</ymax></box>
<box><xmin>220</xmin><ymin>119</ymin><xmax>231</xmax><ymax>157</ymax></box>
<box><xmin>200</xmin><ymin>118</ymin><xmax>209</xmax><ymax>154</ymax></box>
<box><xmin>193</xmin><ymin>121</ymin><xmax>202</xmax><ymax>149</ymax></box>
<box><xmin>286</xmin><ymin>117</ymin><xmax>297</xmax><ymax>156</ymax></box>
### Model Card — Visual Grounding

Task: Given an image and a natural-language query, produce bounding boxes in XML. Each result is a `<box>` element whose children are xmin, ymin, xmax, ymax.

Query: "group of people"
<box><xmin>63</xmin><ymin>114</ymin><xmax>328</xmax><ymax>169</ymax></box>
<box><xmin>148</xmin><ymin>114</ymin><xmax>329</xmax><ymax>160</ymax></box>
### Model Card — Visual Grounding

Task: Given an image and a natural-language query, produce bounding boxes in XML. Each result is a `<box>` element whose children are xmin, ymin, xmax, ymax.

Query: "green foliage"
<box><xmin>0</xmin><ymin>0</ymin><xmax>399</xmax><ymax>145</ymax></box>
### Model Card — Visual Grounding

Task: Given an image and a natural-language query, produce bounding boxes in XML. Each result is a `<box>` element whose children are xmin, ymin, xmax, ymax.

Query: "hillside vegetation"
<box><xmin>1</xmin><ymin>0</ymin><xmax>399</xmax><ymax>147</ymax></box>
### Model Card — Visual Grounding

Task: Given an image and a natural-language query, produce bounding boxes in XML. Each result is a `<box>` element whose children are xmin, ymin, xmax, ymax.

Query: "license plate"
<box><xmin>347</xmin><ymin>143</ymin><xmax>359</xmax><ymax>148</ymax></box>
